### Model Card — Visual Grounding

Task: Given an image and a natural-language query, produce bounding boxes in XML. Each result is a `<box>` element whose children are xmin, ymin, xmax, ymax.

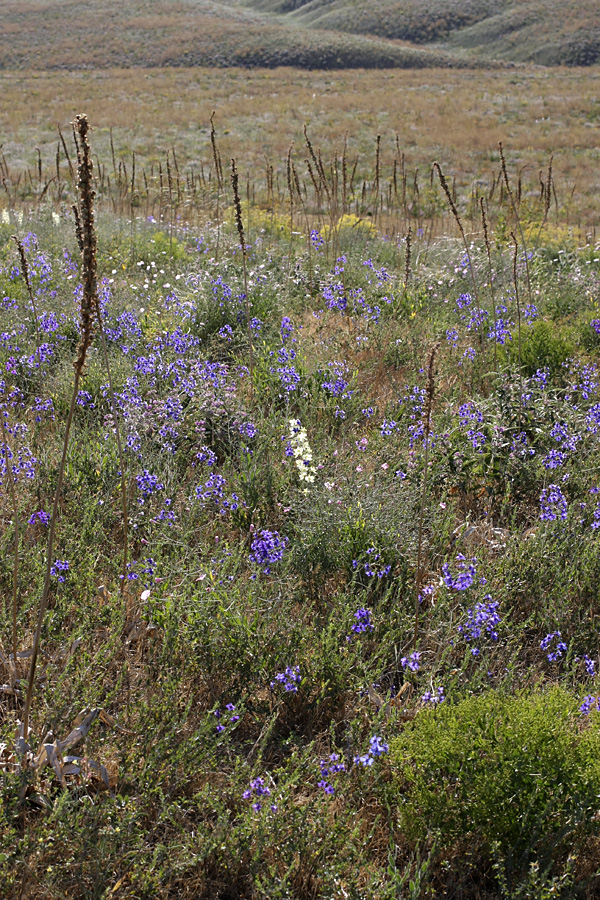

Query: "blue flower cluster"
<box><xmin>194</xmin><ymin>473</ymin><xmax>242</xmax><ymax>515</ymax></box>
<box><xmin>270</xmin><ymin>665</ymin><xmax>301</xmax><ymax>693</ymax></box>
<box><xmin>442</xmin><ymin>555</ymin><xmax>478</xmax><ymax>591</ymax></box>
<box><xmin>422</xmin><ymin>686</ymin><xmax>445</xmax><ymax>705</ymax></box>
<box><xmin>580</xmin><ymin>695</ymin><xmax>600</xmax><ymax>715</ymax></box>
<box><xmin>540</xmin><ymin>631</ymin><xmax>567</xmax><ymax>662</ymax></box>
<box><xmin>136</xmin><ymin>469</ymin><xmax>164</xmax><ymax>500</ymax></box>
<box><xmin>354</xmin><ymin>735</ymin><xmax>389</xmax><ymax>767</ymax></box>
<box><xmin>539</xmin><ymin>485</ymin><xmax>568</xmax><ymax>521</ymax></box>
<box><xmin>250</xmin><ymin>530</ymin><xmax>287</xmax><ymax>574</ymax></box>
<box><xmin>124</xmin><ymin>558</ymin><xmax>156</xmax><ymax>584</ymax></box>
<box><xmin>28</xmin><ymin>510</ymin><xmax>50</xmax><ymax>526</ymax></box>
<box><xmin>317</xmin><ymin>753</ymin><xmax>346</xmax><ymax>794</ymax></box>
<box><xmin>352</xmin><ymin>548</ymin><xmax>391</xmax><ymax>580</ymax></box>
<box><xmin>350</xmin><ymin>608</ymin><xmax>374</xmax><ymax>635</ymax></box>
<box><xmin>242</xmin><ymin>777</ymin><xmax>276</xmax><ymax>812</ymax></box>
<box><xmin>401</xmin><ymin>651</ymin><xmax>421</xmax><ymax>672</ymax></box>
<box><xmin>320</xmin><ymin>361</ymin><xmax>353</xmax><ymax>399</ymax></box>
<box><xmin>214</xmin><ymin>703</ymin><xmax>240</xmax><ymax>734</ymax></box>
<box><xmin>457</xmin><ymin>597</ymin><xmax>500</xmax><ymax>656</ymax></box>
<box><xmin>50</xmin><ymin>559</ymin><xmax>69</xmax><ymax>582</ymax></box>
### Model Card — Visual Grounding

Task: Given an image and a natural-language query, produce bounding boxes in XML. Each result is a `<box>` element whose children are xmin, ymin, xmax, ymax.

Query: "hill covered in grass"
<box><xmin>247</xmin><ymin>0</ymin><xmax>600</xmax><ymax>66</ymax></box>
<box><xmin>0</xmin><ymin>0</ymin><xmax>490</xmax><ymax>70</ymax></box>
<box><xmin>2</xmin><ymin>0</ymin><xmax>598</xmax><ymax>70</ymax></box>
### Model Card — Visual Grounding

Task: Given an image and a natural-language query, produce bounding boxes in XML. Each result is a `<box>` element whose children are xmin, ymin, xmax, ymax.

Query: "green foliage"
<box><xmin>510</xmin><ymin>320</ymin><xmax>575</xmax><ymax>376</ymax></box>
<box><xmin>391</xmin><ymin>688</ymin><xmax>600</xmax><ymax>874</ymax></box>
<box><xmin>5</xmin><ymin>135</ymin><xmax>600</xmax><ymax>898</ymax></box>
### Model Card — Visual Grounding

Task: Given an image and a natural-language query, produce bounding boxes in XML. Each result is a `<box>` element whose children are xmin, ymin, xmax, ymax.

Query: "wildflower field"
<box><xmin>3</xmin><ymin>115</ymin><xmax>600</xmax><ymax>898</ymax></box>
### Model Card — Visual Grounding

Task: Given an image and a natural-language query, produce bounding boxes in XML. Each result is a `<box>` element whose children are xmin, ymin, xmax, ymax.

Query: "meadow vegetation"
<box><xmin>2</xmin><ymin>66</ymin><xmax>600</xmax><ymax>223</ymax></box>
<box><xmin>2</xmin><ymin>100</ymin><xmax>600</xmax><ymax>898</ymax></box>
<box><xmin>0</xmin><ymin>0</ymin><xmax>477</xmax><ymax>71</ymax></box>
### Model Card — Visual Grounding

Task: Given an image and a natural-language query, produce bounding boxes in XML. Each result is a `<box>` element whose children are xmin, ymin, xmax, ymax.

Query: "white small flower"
<box><xmin>287</xmin><ymin>419</ymin><xmax>317</xmax><ymax>486</ymax></box>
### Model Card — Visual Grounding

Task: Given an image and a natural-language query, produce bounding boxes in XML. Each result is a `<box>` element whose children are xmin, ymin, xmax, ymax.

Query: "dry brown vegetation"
<box><xmin>3</xmin><ymin>66</ymin><xmax>600</xmax><ymax>224</ymax></box>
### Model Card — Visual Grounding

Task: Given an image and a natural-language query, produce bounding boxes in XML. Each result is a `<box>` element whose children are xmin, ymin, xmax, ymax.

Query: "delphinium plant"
<box><xmin>2</xmin><ymin>124</ymin><xmax>600</xmax><ymax>899</ymax></box>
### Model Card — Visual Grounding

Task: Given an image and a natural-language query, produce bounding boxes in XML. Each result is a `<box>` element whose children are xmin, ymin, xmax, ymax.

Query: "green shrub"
<box><xmin>390</xmin><ymin>688</ymin><xmax>600</xmax><ymax>868</ymax></box>
<box><xmin>511</xmin><ymin>320</ymin><xmax>574</xmax><ymax>376</ymax></box>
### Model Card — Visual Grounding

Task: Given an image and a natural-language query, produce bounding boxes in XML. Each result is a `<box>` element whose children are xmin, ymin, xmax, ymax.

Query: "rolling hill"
<box><xmin>0</xmin><ymin>0</ymin><xmax>598</xmax><ymax>69</ymax></box>
<box><xmin>246</xmin><ymin>0</ymin><xmax>600</xmax><ymax>66</ymax></box>
<box><xmin>0</xmin><ymin>0</ymin><xmax>492</xmax><ymax>70</ymax></box>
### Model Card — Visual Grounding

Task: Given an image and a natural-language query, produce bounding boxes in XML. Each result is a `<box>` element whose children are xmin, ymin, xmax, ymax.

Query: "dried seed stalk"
<box><xmin>480</xmin><ymin>197</ymin><xmax>497</xmax><ymax>372</ymax></box>
<box><xmin>413</xmin><ymin>343</ymin><xmax>439</xmax><ymax>648</ymax></box>
<box><xmin>231</xmin><ymin>158</ymin><xmax>253</xmax><ymax>397</ymax></box>
<box><xmin>0</xmin><ymin>410</ymin><xmax>19</xmax><ymax>675</ymax></box>
<box><xmin>511</xmin><ymin>232</ymin><xmax>523</xmax><ymax>429</ymax></box>
<box><xmin>433</xmin><ymin>162</ymin><xmax>483</xmax><ymax>358</ymax></box>
<box><xmin>21</xmin><ymin>115</ymin><xmax>97</xmax><ymax>762</ymax></box>
<box><xmin>12</xmin><ymin>236</ymin><xmax>42</xmax><ymax>396</ymax></box>
<box><xmin>499</xmin><ymin>142</ymin><xmax>533</xmax><ymax>304</ymax></box>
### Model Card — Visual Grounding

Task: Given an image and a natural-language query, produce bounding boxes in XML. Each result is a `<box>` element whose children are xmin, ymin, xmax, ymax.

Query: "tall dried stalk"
<box><xmin>433</xmin><ymin>162</ymin><xmax>484</xmax><ymax>361</ymax></box>
<box><xmin>533</xmin><ymin>154</ymin><xmax>553</xmax><ymax>254</ymax></box>
<box><xmin>480</xmin><ymin>197</ymin><xmax>497</xmax><ymax>373</ymax></box>
<box><xmin>231</xmin><ymin>158</ymin><xmax>253</xmax><ymax>399</ymax></box>
<box><xmin>286</xmin><ymin>143</ymin><xmax>297</xmax><ymax>299</ymax></box>
<box><xmin>0</xmin><ymin>410</ymin><xmax>19</xmax><ymax>675</ymax></box>
<box><xmin>20</xmin><ymin>115</ymin><xmax>97</xmax><ymax>762</ymax></box>
<box><xmin>304</xmin><ymin>126</ymin><xmax>330</xmax><ymax>231</ymax></box>
<box><xmin>12</xmin><ymin>236</ymin><xmax>43</xmax><ymax>397</ymax></box>
<box><xmin>499</xmin><ymin>142</ymin><xmax>533</xmax><ymax>305</ymax></box>
<box><xmin>73</xmin><ymin>163</ymin><xmax>130</xmax><ymax>595</ymax></box>
<box><xmin>210</xmin><ymin>112</ymin><xmax>224</xmax><ymax>261</ymax></box>
<box><xmin>404</xmin><ymin>225</ymin><xmax>412</xmax><ymax>289</ymax></box>
<box><xmin>413</xmin><ymin>343</ymin><xmax>439</xmax><ymax>648</ymax></box>
<box><xmin>374</xmin><ymin>225</ymin><xmax>412</xmax><ymax>388</ymax></box>
<box><xmin>373</xmin><ymin>133</ymin><xmax>381</xmax><ymax>221</ymax></box>
<box><xmin>511</xmin><ymin>232</ymin><xmax>524</xmax><ymax>429</ymax></box>
<box><xmin>433</xmin><ymin>162</ymin><xmax>479</xmax><ymax>299</ymax></box>
<box><xmin>341</xmin><ymin>134</ymin><xmax>348</xmax><ymax>216</ymax></box>
<box><xmin>286</xmin><ymin>142</ymin><xmax>294</xmax><ymax>236</ymax></box>
<box><xmin>166</xmin><ymin>150</ymin><xmax>174</xmax><ymax>257</ymax></box>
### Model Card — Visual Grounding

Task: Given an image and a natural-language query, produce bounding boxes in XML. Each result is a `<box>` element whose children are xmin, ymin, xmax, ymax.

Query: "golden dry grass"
<box><xmin>2</xmin><ymin>66</ymin><xmax>600</xmax><ymax>222</ymax></box>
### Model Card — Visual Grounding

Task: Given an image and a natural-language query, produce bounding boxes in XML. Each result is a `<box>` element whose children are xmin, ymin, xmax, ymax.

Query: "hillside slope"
<box><xmin>2</xmin><ymin>0</ymin><xmax>597</xmax><ymax>71</ymax></box>
<box><xmin>0</xmin><ymin>0</ymin><xmax>488</xmax><ymax>70</ymax></box>
<box><xmin>247</xmin><ymin>0</ymin><xmax>600</xmax><ymax>66</ymax></box>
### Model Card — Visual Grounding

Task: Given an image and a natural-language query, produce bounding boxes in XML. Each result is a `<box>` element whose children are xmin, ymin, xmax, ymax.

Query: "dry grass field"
<box><xmin>0</xmin><ymin>0</ymin><xmax>468</xmax><ymax>70</ymax></box>
<box><xmin>3</xmin><ymin>66</ymin><xmax>600</xmax><ymax>224</ymax></box>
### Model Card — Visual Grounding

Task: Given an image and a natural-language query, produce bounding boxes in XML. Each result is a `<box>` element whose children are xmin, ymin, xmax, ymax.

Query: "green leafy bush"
<box><xmin>390</xmin><ymin>688</ymin><xmax>600</xmax><ymax>866</ymax></box>
<box><xmin>511</xmin><ymin>320</ymin><xmax>574</xmax><ymax>376</ymax></box>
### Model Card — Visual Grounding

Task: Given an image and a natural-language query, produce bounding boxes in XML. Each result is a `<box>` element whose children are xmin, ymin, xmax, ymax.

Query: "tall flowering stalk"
<box><xmin>12</xmin><ymin>235</ymin><xmax>42</xmax><ymax>396</ymax></box>
<box><xmin>0</xmin><ymin>409</ymin><xmax>19</xmax><ymax>674</ymax></box>
<box><xmin>231</xmin><ymin>157</ymin><xmax>253</xmax><ymax>399</ymax></box>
